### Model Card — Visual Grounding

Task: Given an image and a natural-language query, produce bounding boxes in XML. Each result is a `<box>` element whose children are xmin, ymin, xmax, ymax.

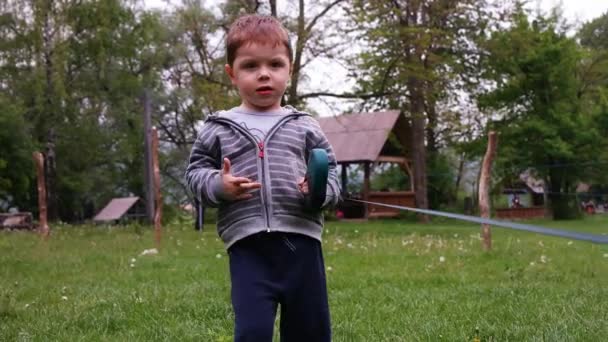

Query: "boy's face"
<box><xmin>225</xmin><ymin>42</ymin><xmax>292</xmax><ymax>112</ymax></box>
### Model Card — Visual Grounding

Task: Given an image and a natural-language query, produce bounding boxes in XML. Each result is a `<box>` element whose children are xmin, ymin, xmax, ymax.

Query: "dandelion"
<box><xmin>603</xmin><ymin>253</ymin><xmax>608</xmax><ymax>258</ymax></box>
<box><xmin>130</xmin><ymin>263</ymin><xmax>135</xmax><ymax>268</ymax></box>
<box><xmin>336</xmin><ymin>238</ymin><xmax>343</xmax><ymax>245</ymax></box>
<box><xmin>326</xmin><ymin>266</ymin><xmax>333</xmax><ymax>272</ymax></box>
<box><xmin>347</xmin><ymin>243</ymin><xmax>354</xmax><ymax>249</ymax></box>
<box><xmin>130</xmin><ymin>258</ymin><xmax>136</xmax><ymax>264</ymax></box>
<box><xmin>61</xmin><ymin>296</ymin><xmax>68</xmax><ymax>301</ymax></box>
<box><xmin>355</xmin><ymin>230</ymin><xmax>359</xmax><ymax>234</ymax></box>
<box><xmin>196</xmin><ymin>245</ymin><xmax>200</xmax><ymax>249</ymax></box>
<box><xmin>24</xmin><ymin>303</ymin><xmax>30</xmax><ymax>309</ymax></box>
<box><xmin>538</xmin><ymin>241</ymin><xmax>544</xmax><ymax>247</ymax></box>
<box><xmin>216</xmin><ymin>253</ymin><xmax>222</xmax><ymax>259</ymax></box>
<box><xmin>567</xmin><ymin>241</ymin><xmax>573</xmax><ymax>246</ymax></box>
<box><xmin>177</xmin><ymin>240</ymin><xmax>183</xmax><ymax>247</ymax></box>
<box><xmin>439</xmin><ymin>256</ymin><xmax>446</xmax><ymax>263</ymax></box>
<box><xmin>540</xmin><ymin>255</ymin><xmax>548</xmax><ymax>263</ymax></box>
<box><xmin>530</xmin><ymin>262</ymin><xmax>536</xmax><ymax>266</ymax></box>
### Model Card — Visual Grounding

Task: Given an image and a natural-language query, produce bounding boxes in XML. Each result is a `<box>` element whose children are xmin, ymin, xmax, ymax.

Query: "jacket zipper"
<box><xmin>211</xmin><ymin>114</ymin><xmax>305</xmax><ymax>230</ymax></box>
<box><xmin>257</xmin><ymin>140</ymin><xmax>270</xmax><ymax>231</ymax></box>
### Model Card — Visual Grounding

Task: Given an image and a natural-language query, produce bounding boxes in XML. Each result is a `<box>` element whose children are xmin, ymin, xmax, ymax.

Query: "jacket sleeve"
<box><xmin>185</xmin><ymin>122</ymin><xmax>225</xmax><ymax>208</ymax></box>
<box><xmin>305</xmin><ymin>117</ymin><xmax>341</xmax><ymax>208</ymax></box>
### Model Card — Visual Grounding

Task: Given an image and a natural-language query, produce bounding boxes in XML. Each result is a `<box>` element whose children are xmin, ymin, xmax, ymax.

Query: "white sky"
<box><xmin>142</xmin><ymin>0</ymin><xmax>608</xmax><ymax>116</ymax></box>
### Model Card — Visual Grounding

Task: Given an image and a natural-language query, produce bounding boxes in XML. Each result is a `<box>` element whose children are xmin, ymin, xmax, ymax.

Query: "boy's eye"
<box><xmin>271</xmin><ymin>61</ymin><xmax>285</xmax><ymax>68</ymax></box>
<box><xmin>242</xmin><ymin>62</ymin><xmax>257</xmax><ymax>69</ymax></box>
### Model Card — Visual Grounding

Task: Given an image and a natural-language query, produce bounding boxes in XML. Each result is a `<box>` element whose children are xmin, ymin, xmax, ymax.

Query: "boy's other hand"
<box><xmin>298</xmin><ymin>177</ymin><xmax>309</xmax><ymax>194</ymax></box>
<box><xmin>221</xmin><ymin>158</ymin><xmax>261</xmax><ymax>201</ymax></box>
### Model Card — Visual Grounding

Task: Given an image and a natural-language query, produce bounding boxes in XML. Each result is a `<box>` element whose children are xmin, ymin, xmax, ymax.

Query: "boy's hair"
<box><xmin>226</xmin><ymin>14</ymin><xmax>293</xmax><ymax>67</ymax></box>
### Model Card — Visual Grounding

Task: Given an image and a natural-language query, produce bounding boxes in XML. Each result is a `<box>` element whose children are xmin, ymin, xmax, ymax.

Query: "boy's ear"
<box><xmin>225</xmin><ymin>64</ymin><xmax>236</xmax><ymax>85</ymax></box>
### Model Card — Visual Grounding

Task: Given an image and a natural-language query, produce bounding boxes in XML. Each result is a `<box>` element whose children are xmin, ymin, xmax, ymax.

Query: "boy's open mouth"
<box><xmin>256</xmin><ymin>86</ymin><xmax>274</xmax><ymax>94</ymax></box>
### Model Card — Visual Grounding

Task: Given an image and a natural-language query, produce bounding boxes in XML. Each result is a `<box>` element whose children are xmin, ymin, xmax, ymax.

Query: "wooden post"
<box><xmin>478</xmin><ymin>131</ymin><xmax>498</xmax><ymax>251</ymax></box>
<box><xmin>363</xmin><ymin>162</ymin><xmax>370</xmax><ymax>218</ymax></box>
<box><xmin>33</xmin><ymin>152</ymin><xmax>50</xmax><ymax>238</ymax></box>
<box><xmin>341</xmin><ymin>163</ymin><xmax>348</xmax><ymax>193</ymax></box>
<box><xmin>151</xmin><ymin>127</ymin><xmax>162</xmax><ymax>250</ymax></box>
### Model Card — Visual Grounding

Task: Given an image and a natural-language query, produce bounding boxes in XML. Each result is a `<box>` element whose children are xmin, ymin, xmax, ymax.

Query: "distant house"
<box><xmin>497</xmin><ymin>170</ymin><xmax>546</xmax><ymax>219</ymax></box>
<box><xmin>93</xmin><ymin>197</ymin><xmax>146</xmax><ymax>223</ymax></box>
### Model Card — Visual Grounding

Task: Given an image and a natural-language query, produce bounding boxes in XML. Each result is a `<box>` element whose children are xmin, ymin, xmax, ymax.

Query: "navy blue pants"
<box><xmin>228</xmin><ymin>232</ymin><xmax>331</xmax><ymax>342</ymax></box>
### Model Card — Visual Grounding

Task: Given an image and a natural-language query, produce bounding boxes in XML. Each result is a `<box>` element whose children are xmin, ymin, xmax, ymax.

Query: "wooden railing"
<box><xmin>496</xmin><ymin>207</ymin><xmax>547</xmax><ymax>219</ymax></box>
<box><xmin>368</xmin><ymin>191</ymin><xmax>416</xmax><ymax>218</ymax></box>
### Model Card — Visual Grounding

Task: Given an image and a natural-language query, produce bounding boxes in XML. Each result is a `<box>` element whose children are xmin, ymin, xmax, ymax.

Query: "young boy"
<box><xmin>185</xmin><ymin>14</ymin><xmax>340</xmax><ymax>342</ymax></box>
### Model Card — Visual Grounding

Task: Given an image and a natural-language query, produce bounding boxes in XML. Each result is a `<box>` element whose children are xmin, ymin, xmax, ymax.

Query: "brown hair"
<box><xmin>226</xmin><ymin>14</ymin><xmax>293</xmax><ymax>67</ymax></box>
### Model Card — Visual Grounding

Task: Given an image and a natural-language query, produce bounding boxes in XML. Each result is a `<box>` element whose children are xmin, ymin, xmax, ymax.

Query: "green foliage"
<box><xmin>371</xmin><ymin>164</ymin><xmax>408</xmax><ymax>192</ymax></box>
<box><xmin>480</xmin><ymin>7</ymin><xmax>605</xmax><ymax>219</ymax></box>
<box><xmin>0</xmin><ymin>96</ymin><xmax>33</xmax><ymax>210</ymax></box>
<box><xmin>427</xmin><ymin>152</ymin><xmax>457</xmax><ymax>209</ymax></box>
<box><xmin>579</xmin><ymin>11</ymin><xmax>608</xmax><ymax>49</ymax></box>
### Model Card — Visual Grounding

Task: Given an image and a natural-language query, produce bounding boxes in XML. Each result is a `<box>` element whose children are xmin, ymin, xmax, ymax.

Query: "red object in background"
<box><xmin>336</xmin><ymin>210</ymin><xmax>344</xmax><ymax>219</ymax></box>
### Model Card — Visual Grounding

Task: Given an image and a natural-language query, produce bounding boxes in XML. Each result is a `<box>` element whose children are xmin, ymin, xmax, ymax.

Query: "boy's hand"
<box><xmin>298</xmin><ymin>177</ymin><xmax>309</xmax><ymax>194</ymax></box>
<box><xmin>221</xmin><ymin>158</ymin><xmax>261</xmax><ymax>201</ymax></box>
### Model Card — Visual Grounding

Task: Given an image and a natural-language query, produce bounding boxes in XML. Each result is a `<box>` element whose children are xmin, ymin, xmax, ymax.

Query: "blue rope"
<box><xmin>349</xmin><ymin>199</ymin><xmax>608</xmax><ymax>244</ymax></box>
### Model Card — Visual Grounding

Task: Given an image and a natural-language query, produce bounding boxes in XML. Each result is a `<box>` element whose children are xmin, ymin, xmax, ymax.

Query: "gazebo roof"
<box><xmin>317</xmin><ymin>111</ymin><xmax>406</xmax><ymax>163</ymax></box>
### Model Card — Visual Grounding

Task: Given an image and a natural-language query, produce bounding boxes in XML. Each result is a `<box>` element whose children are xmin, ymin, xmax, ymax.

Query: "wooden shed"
<box><xmin>318</xmin><ymin>111</ymin><xmax>415</xmax><ymax>218</ymax></box>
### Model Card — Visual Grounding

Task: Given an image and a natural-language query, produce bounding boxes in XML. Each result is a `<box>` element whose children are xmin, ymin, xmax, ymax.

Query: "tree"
<box><xmin>480</xmin><ymin>6</ymin><xmax>603</xmax><ymax>219</ymax></box>
<box><xmin>0</xmin><ymin>0</ymin><xmax>169</xmax><ymax>221</ymax></box>
<box><xmin>347</xmin><ymin>0</ymin><xmax>489</xmax><ymax>215</ymax></box>
<box><xmin>577</xmin><ymin>12</ymin><xmax>608</xmax><ymax>188</ymax></box>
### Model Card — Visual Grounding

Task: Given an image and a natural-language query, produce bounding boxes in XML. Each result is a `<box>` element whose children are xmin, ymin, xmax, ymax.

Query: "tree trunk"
<box><xmin>548</xmin><ymin>167</ymin><xmax>579</xmax><ymax>220</ymax></box>
<box><xmin>287</xmin><ymin>0</ymin><xmax>306</xmax><ymax>107</ymax></box>
<box><xmin>425</xmin><ymin>91</ymin><xmax>438</xmax><ymax>154</ymax></box>
<box><xmin>44</xmin><ymin>129</ymin><xmax>58</xmax><ymax>221</ymax></box>
<box><xmin>42</xmin><ymin>0</ymin><xmax>58</xmax><ymax>221</ymax></box>
<box><xmin>409</xmin><ymin>77</ymin><xmax>428</xmax><ymax>222</ymax></box>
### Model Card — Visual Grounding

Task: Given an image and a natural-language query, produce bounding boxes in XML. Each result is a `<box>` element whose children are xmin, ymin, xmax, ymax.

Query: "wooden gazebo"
<box><xmin>318</xmin><ymin>111</ymin><xmax>416</xmax><ymax>218</ymax></box>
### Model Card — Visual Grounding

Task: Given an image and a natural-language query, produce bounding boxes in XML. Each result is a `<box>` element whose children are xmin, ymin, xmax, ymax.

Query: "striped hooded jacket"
<box><xmin>185</xmin><ymin>107</ymin><xmax>340</xmax><ymax>249</ymax></box>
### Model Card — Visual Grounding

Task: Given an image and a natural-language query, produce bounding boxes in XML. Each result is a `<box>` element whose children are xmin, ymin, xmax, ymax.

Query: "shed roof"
<box><xmin>93</xmin><ymin>197</ymin><xmax>141</xmax><ymax>222</ymax></box>
<box><xmin>317</xmin><ymin>111</ymin><xmax>403</xmax><ymax>163</ymax></box>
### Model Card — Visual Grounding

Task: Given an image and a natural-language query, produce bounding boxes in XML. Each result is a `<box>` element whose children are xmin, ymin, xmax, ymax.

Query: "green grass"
<box><xmin>1</xmin><ymin>216</ymin><xmax>607</xmax><ymax>341</ymax></box>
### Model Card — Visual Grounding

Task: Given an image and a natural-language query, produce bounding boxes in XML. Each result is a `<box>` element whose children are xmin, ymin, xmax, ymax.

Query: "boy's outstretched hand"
<box><xmin>298</xmin><ymin>177</ymin><xmax>309</xmax><ymax>194</ymax></box>
<box><xmin>221</xmin><ymin>158</ymin><xmax>261</xmax><ymax>201</ymax></box>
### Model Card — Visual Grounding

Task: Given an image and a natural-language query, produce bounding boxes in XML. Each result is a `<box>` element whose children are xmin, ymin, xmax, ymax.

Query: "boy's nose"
<box><xmin>257</xmin><ymin>67</ymin><xmax>270</xmax><ymax>80</ymax></box>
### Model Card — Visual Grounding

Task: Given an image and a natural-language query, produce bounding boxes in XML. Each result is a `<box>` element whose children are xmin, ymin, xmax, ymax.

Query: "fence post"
<box><xmin>33</xmin><ymin>152</ymin><xmax>50</xmax><ymax>238</ymax></box>
<box><xmin>151</xmin><ymin>127</ymin><xmax>162</xmax><ymax>250</ymax></box>
<box><xmin>478</xmin><ymin>131</ymin><xmax>498</xmax><ymax>251</ymax></box>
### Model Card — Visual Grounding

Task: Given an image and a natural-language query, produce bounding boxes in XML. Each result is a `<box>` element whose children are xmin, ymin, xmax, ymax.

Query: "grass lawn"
<box><xmin>1</xmin><ymin>215</ymin><xmax>607</xmax><ymax>341</ymax></box>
